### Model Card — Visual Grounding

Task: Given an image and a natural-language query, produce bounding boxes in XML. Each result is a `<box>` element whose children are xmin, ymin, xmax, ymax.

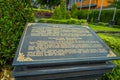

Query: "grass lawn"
<box><xmin>97</xmin><ymin>33</ymin><xmax>120</xmax><ymax>80</ymax></box>
<box><xmin>97</xmin><ymin>33</ymin><xmax>120</xmax><ymax>55</ymax></box>
<box><xmin>88</xmin><ymin>23</ymin><xmax>120</xmax><ymax>79</ymax></box>
<box><xmin>88</xmin><ymin>24</ymin><xmax>120</xmax><ymax>32</ymax></box>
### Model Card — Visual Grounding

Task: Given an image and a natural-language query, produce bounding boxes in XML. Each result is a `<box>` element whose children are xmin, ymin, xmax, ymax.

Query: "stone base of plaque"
<box><xmin>12</xmin><ymin>23</ymin><xmax>120</xmax><ymax>80</ymax></box>
<box><xmin>15</xmin><ymin>74</ymin><xmax>102</xmax><ymax>80</ymax></box>
<box><xmin>13</xmin><ymin>62</ymin><xmax>115</xmax><ymax>80</ymax></box>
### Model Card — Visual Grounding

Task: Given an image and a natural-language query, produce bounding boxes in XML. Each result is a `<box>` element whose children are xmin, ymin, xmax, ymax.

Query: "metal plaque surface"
<box><xmin>12</xmin><ymin>23</ymin><xmax>120</xmax><ymax>66</ymax></box>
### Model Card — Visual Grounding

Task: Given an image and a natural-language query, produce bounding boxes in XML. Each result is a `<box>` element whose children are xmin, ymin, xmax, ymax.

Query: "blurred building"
<box><xmin>66</xmin><ymin>0</ymin><xmax>114</xmax><ymax>9</ymax></box>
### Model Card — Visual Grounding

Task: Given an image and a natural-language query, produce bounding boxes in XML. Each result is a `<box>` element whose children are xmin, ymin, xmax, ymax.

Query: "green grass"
<box><xmin>97</xmin><ymin>33</ymin><xmax>120</xmax><ymax>80</ymax></box>
<box><xmin>89</xmin><ymin>24</ymin><xmax>120</xmax><ymax>32</ymax></box>
<box><xmin>98</xmin><ymin>33</ymin><xmax>120</xmax><ymax>56</ymax></box>
<box><xmin>98</xmin><ymin>33</ymin><xmax>120</xmax><ymax>65</ymax></box>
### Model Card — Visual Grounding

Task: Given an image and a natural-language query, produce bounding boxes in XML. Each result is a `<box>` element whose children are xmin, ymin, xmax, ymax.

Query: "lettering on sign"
<box><xmin>17</xmin><ymin>24</ymin><xmax>112</xmax><ymax>62</ymax></box>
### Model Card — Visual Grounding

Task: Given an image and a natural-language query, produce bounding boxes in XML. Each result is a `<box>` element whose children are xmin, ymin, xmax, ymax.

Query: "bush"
<box><xmin>33</xmin><ymin>8</ymin><xmax>53</xmax><ymax>13</ymax></box>
<box><xmin>113</xmin><ymin>25</ymin><xmax>120</xmax><ymax>28</ymax></box>
<box><xmin>52</xmin><ymin>6</ymin><xmax>62</xmax><ymax>19</ymax></box>
<box><xmin>71</xmin><ymin>4</ymin><xmax>78</xmax><ymax>18</ymax></box>
<box><xmin>77</xmin><ymin>10</ymin><xmax>88</xmax><ymax>19</ymax></box>
<box><xmin>35</xmin><ymin>12</ymin><xmax>52</xmax><ymax>17</ymax></box>
<box><xmin>98</xmin><ymin>34</ymin><xmax>120</xmax><ymax>80</ymax></box>
<box><xmin>98</xmin><ymin>22</ymin><xmax>109</xmax><ymax>26</ymax></box>
<box><xmin>60</xmin><ymin>0</ymin><xmax>66</xmax><ymax>19</ymax></box>
<box><xmin>39</xmin><ymin>18</ymin><xmax>87</xmax><ymax>25</ymax></box>
<box><xmin>73</xmin><ymin>9</ymin><xmax>120</xmax><ymax>26</ymax></box>
<box><xmin>39</xmin><ymin>19</ymin><xmax>67</xmax><ymax>24</ymax></box>
<box><xmin>66</xmin><ymin>11</ymin><xmax>71</xmax><ymax>19</ymax></box>
<box><xmin>52</xmin><ymin>0</ymin><xmax>67</xmax><ymax>20</ymax></box>
<box><xmin>33</xmin><ymin>8</ymin><xmax>53</xmax><ymax>17</ymax></box>
<box><xmin>0</xmin><ymin>0</ymin><xmax>34</xmax><ymax>69</ymax></box>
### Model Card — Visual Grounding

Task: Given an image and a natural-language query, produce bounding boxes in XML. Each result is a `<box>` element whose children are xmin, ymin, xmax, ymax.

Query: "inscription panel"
<box><xmin>13</xmin><ymin>23</ymin><xmax>117</xmax><ymax>66</ymax></box>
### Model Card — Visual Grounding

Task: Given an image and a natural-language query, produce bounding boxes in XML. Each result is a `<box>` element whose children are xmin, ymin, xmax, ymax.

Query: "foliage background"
<box><xmin>0</xmin><ymin>0</ymin><xmax>35</xmax><ymax>69</ymax></box>
<box><xmin>72</xmin><ymin>9</ymin><xmax>120</xmax><ymax>26</ymax></box>
<box><xmin>36</xmin><ymin>0</ymin><xmax>61</xmax><ymax>9</ymax></box>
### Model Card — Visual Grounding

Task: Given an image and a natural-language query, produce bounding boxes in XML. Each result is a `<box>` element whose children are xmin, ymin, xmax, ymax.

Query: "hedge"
<box><xmin>0</xmin><ymin>0</ymin><xmax>35</xmax><ymax>69</ymax></box>
<box><xmin>33</xmin><ymin>8</ymin><xmax>53</xmax><ymax>17</ymax></box>
<box><xmin>39</xmin><ymin>18</ymin><xmax>87</xmax><ymax>25</ymax></box>
<box><xmin>98</xmin><ymin>34</ymin><xmax>120</xmax><ymax>80</ymax></box>
<box><xmin>75</xmin><ymin>9</ymin><xmax>120</xmax><ymax>26</ymax></box>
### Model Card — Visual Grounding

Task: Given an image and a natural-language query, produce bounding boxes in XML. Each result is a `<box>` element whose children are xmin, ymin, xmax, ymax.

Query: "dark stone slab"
<box><xmin>13</xmin><ymin>62</ymin><xmax>115</xmax><ymax>77</ymax></box>
<box><xmin>15</xmin><ymin>74</ymin><xmax>102</xmax><ymax>80</ymax></box>
<box><xmin>14</xmin><ymin>73</ymin><xmax>104</xmax><ymax>80</ymax></box>
<box><xmin>12</xmin><ymin>23</ymin><xmax>120</xmax><ymax>66</ymax></box>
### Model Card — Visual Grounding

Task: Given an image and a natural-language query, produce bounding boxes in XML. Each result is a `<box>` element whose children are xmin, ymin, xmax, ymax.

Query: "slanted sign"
<box><xmin>12</xmin><ymin>23</ymin><xmax>119</xmax><ymax>66</ymax></box>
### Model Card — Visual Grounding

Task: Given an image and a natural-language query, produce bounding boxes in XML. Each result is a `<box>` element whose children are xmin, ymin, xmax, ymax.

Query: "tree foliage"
<box><xmin>52</xmin><ymin>6</ymin><xmax>62</xmax><ymax>19</ymax></box>
<box><xmin>60</xmin><ymin>0</ymin><xmax>66</xmax><ymax>19</ymax></box>
<box><xmin>36</xmin><ymin>0</ymin><xmax>61</xmax><ymax>8</ymax></box>
<box><xmin>71</xmin><ymin>4</ymin><xmax>78</xmax><ymax>18</ymax></box>
<box><xmin>52</xmin><ymin>0</ymin><xmax>67</xmax><ymax>20</ymax></box>
<box><xmin>109</xmin><ymin>0</ymin><xmax>120</xmax><ymax>9</ymax></box>
<box><xmin>0</xmin><ymin>0</ymin><xmax>34</xmax><ymax>69</ymax></box>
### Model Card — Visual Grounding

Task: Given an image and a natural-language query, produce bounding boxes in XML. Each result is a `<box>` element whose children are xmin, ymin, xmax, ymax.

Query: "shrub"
<box><xmin>72</xmin><ymin>9</ymin><xmax>120</xmax><ymax>26</ymax></box>
<box><xmin>34</xmin><ymin>11</ymin><xmax>53</xmax><ymax>17</ymax></box>
<box><xmin>71</xmin><ymin>4</ymin><xmax>78</xmax><ymax>18</ymax></box>
<box><xmin>0</xmin><ymin>0</ymin><xmax>34</xmax><ymax>69</ymax></box>
<box><xmin>33</xmin><ymin>8</ymin><xmax>53</xmax><ymax>13</ymax></box>
<box><xmin>115</xmin><ymin>10</ymin><xmax>120</xmax><ymax>25</ymax></box>
<box><xmin>39</xmin><ymin>18</ymin><xmax>87</xmax><ymax>25</ymax></box>
<box><xmin>52</xmin><ymin>6</ymin><xmax>62</xmax><ymax>19</ymax></box>
<box><xmin>60</xmin><ymin>0</ymin><xmax>66</xmax><ymax>19</ymax></box>
<box><xmin>113</xmin><ymin>25</ymin><xmax>120</xmax><ymax>28</ymax></box>
<box><xmin>66</xmin><ymin>11</ymin><xmax>71</xmax><ymax>19</ymax></box>
<box><xmin>33</xmin><ymin>8</ymin><xmax>53</xmax><ymax>17</ymax></box>
<box><xmin>98</xmin><ymin>22</ymin><xmax>109</xmax><ymax>26</ymax></box>
<box><xmin>77</xmin><ymin>10</ymin><xmax>88</xmax><ymax>19</ymax></box>
<box><xmin>98</xmin><ymin>34</ymin><xmax>120</xmax><ymax>80</ymax></box>
<box><xmin>52</xmin><ymin>0</ymin><xmax>67</xmax><ymax>20</ymax></box>
<box><xmin>39</xmin><ymin>18</ymin><xmax>68</xmax><ymax>24</ymax></box>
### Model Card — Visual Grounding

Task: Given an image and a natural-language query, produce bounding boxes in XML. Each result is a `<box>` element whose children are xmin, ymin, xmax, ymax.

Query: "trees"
<box><xmin>52</xmin><ymin>6</ymin><xmax>62</xmax><ymax>19</ymax></box>
<box><xmin>115</xmin><ymin>0</ymin><xmax>120</xmax><ymax>9</ymax></box>
<box><xmin>60</xmin><ymin>0</ymin><xmax>66</xmax><ymax>19</ymax></box>
<box><xmin>52</xmin><ymin>0</ymin><xmax>67</xmax><ymax>19</ymax></box>
<box><xmin>71</xmin><ymin>4</ymin><xmax>78</xmax><ymax>18</ymax></box>
<box><xmin>108</xmin><ymin>0</ymin><xmax>120</xmax><ymax>9</ymax></box>
<box><xmin>36</xmin><ymin>0</ymin><xmax>61</xmax><ymax>9</ymax></box>
<box><xmin>0</xmin><ymin>0</ymin><xmax>34</xmax><ymax>69</ymax></box>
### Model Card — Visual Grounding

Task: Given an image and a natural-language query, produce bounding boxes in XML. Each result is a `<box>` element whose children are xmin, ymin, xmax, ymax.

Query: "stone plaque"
<box><xmin>12</xmin><ymin>23</ymin><xmax>120</xmax><ymax>66</ymax></box>
<box><xmin>13</xmin><ymin>62</ymin><xmax>115</xmax><ymax>77</ymax></box>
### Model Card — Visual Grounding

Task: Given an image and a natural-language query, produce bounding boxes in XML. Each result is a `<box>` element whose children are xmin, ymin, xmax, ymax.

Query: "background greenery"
<box><xmin>75</xmin><ymin>9</ymin><xmax>120</xmax><ymax>26</ymax></box>
<box><xmin>0</xmin><ymin>0</ymin><xmax>120</xmax><ymax>79</ymax></box>
<box><xmin>0</xmin><ymin>0</ymin><xmax>35</xmax><ymax>69</ymax></box>
<box><xmin>89</xmin><ymin>24</ymin><xmax>120</xmax><ymax>32</ymax></box>
<box><xmin>98</xmin><ymin>33</ymin><xmax>120</xmax><ymax>80</ymax></box>
<box><xmin>39</xmin><ymin>18</ymin><xmax>87</xmax><ymax>25</ymax></box>
<box><xmin>34</xmin><ymin>8</ymin><xmax>53</xmax><ymax>18</ymax></box>
<box><xmin>36</xmin><ymin>0</ymin><xmax>61</xmax><ymax>9</ymax></box>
